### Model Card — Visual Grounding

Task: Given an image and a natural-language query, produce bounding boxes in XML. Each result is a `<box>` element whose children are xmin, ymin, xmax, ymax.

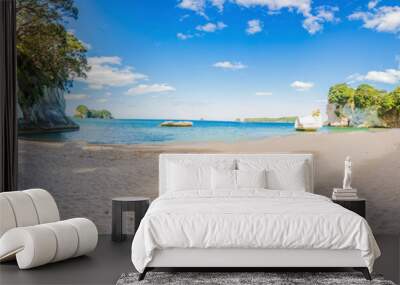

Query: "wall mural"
<box><xmin>17</xmin><ymin>0</ymin><xmax>400</xmax><ymax>234</ymax></box>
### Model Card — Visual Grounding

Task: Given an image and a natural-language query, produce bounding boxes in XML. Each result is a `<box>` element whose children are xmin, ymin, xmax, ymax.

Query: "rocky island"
<box><xmin>160</xmin><ymin>121</ymin><xmax>193</xmax><ymax>127</ymax></box>
<box><xmin>74</xmin><ymin>105</ymin><xmax>113</xmax><ymax>119</ymax></box>
<box><xmin>326</xmin><ymin>84</ymin><xmax>400</xmax><ymax>128</ymax></box>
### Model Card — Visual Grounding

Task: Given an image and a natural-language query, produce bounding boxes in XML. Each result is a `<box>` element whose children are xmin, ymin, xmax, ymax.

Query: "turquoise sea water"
<box><xmin>19</xmin><ymin>119</ymin><xmax>365</xmax><ymax>145</ymax></box>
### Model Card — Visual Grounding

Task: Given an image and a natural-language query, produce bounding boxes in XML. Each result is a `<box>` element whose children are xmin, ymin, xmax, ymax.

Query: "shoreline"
<box><xmin>18</xmin><ymin>125</ymin><xmax>80</xmax><ymax>135</ymax></box>
<box><xmin>18</xmin><ymin>129</ymin><xmax>400</xmax><ymax>235</ymax></box>
<box><xmin>17</xmin><ymin>126</ymin><xmax>392</xmax><ymax>150</ymax></box>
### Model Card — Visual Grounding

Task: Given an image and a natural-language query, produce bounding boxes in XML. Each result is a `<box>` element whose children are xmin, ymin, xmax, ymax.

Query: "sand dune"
<box><xmin>18</xmin><ymin>129</ymin><xmax>400</xmax><ymax>234</ymax></box>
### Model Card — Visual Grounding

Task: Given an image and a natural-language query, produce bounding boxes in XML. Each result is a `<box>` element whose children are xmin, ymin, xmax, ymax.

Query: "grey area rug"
<box><xmin>116</xmin><ymin>272</ymin><xmax>396</xmax><ymax>285</ymax></box>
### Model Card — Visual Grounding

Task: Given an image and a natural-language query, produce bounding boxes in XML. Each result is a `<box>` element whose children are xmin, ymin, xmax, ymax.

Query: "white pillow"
<box><xmin>267</xmin><ymin>162</ymin><xmax>307</xmax><ymax>191</ymax></box>
<box><xmin>236</xmin><ymin>169</ymin><xmax>267</xmax><ymax>189</ymax></box>
<box><xmin>166</xmin><ymin>159</ymin><xmax>236</xmax><ymax>192</ymax></box>
<box><xmin>211</xmin><ymin>168</ymin><xmax>236</xmax><ymax>190</ymax></box>
<box><xmin>238</xmin><ymin>159</ymin><xmax>308</xmax><ymax>191</ymax></box>
<box><xmin>167</xmin><ymin>162</ymin><xmax>210</xmax><ymax>191</ymax></box>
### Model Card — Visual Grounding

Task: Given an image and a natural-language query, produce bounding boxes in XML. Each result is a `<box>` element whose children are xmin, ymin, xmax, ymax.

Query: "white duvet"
<box><xmin>131</xmin><ymin>190</ymin><xmax>380</xmax><ymax>273</ymax></box>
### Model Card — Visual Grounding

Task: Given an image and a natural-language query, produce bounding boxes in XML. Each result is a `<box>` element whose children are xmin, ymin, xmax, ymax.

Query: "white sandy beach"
<box><xmin>18</xmin><ymin>129</ymin><xmax>400</xmax><ymax>234</ymax></box>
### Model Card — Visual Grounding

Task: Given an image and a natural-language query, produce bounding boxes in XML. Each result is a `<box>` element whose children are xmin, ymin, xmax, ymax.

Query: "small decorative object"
<box><xmin>332</xmin><ymin>156</ymin><xmax>358</xmax><ymax>200</ymax></box>
<box><xmin>343</xmin><ymin>156</ymin><xmax>352</xmax><ymax>190</ymax></box>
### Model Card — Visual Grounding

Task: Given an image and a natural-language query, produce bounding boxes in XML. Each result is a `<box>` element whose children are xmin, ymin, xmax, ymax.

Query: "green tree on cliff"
<box><xmin>353</xmin><ymin>84</ymin><xmax>385</xmax><ymax>109</ymax></box>
<box><xmin>16</xmin><ymin>0</ymin><xmax>89</xmax><ymax>122</ymax></box>
<box><xmin>328</xmin><ymin>83</ymin><xmax>388</xmax><ymax>109</ymax></box>
<box><xmin>328</xmin><ymin>84</ymin><xmax>355</xmax><ymax>117</ymax></box>
<box><xmin>378</xmin><ymin>87</ymin><xmax>400</xmax><ymax>126</ymax></box>
<box><xmin>328</xmin><ymin>84</ymin><xmax>355</xmax><ymax>108</ymax></box>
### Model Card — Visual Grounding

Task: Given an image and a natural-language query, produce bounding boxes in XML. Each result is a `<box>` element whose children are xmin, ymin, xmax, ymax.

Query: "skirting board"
<box><xmin>148</xmin><ymin>248</ymin><xmax>366</xmax><ymax>268</ymax></box>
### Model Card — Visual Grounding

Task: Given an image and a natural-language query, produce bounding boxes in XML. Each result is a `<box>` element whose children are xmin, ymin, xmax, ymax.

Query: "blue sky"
<box><xmin>65</xmin><ymin>0</ymin><xmax>400</xmax><ymax>120</ymax></box>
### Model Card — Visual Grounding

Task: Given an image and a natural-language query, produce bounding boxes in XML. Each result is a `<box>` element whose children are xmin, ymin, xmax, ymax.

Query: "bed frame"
<box><xmin>139</xmin><ymin>154</ymin><xmax>372</xmax><ymax>281</ymax></box>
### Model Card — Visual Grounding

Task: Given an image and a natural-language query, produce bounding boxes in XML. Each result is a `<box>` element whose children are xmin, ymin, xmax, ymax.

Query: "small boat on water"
<box><xmin>295</xmin><ymin>110</ymin><xmax>322</xmax><ymax>132</ymax></box>
<box><xmin>160</xmin><ymin>121</ymin><xmax>193</xmax><ymax>127</ymax></box>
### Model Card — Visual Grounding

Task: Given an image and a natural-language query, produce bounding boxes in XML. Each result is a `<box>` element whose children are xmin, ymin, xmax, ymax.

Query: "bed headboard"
<box><xmin>159</xmin><ymin>153</ymin><xmax>314</xmax><ymax>195</ymax></box>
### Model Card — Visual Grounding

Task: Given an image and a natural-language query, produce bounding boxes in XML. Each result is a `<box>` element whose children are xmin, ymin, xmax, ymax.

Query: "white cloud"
<box><xmin>246</xmin><ymin>19</ymin><xmax>263</xmax><ymax>34</ymax></box>
<box><xmin>233</xmin><ymin>0</ymin><xmax>311</xmax><ymax>15</ymax></box>
<box><xmin>65</xmin><ymin>93</ymin><xmax>88</xmax><ymax>100</ymax></box>
<box><xmin>302</xmin><ymin>6</ymin><xmax>339</xmax><ymax>34</ymax></box>
<box><xmin>347</xmin><ymin>69</ymin><xmax>400</xmax><ymax>84</ymax></box>
<box><xmin>179</xmin><ymin>14</ymin><xmax>190</xmax><ymax>21</ymax></box>
<box><xmin>178</xmin><ymin>0</ymin><xmax>337</xmax><ymax>34</ymax></box>
<box><xmin>236</xmin><ymin>0</ymin><xmax>339</xmax><ymax>34</ymax></box>
<box><xmin>178</xmin><ymin>0</ymin><xmax>206</xmax><ymax>15</ymax></box>
<box><xmin>178</xmin><ymin>22</ymin><xmax>226</xmax><ymax>41</ymax></box>
<box><xmin>346</xmin><ymin>73</ymin><xmax>363</xmax><ymax>84</ymax></box>
<box><xmin>196</xmin><ymin>22</ymin><xmax>227</xmax><ymax>32</ymax></box>
<box><xmin>211</xmin><ymin>0</ymin><xmax>225</xmax><ymax>11</ymax></box>
<box><xmin>255</xmin><ymin>91</ymin><xmax>272</xmax><ymax>96</ymax></box>
<box><xmin>177</xmin><ymin>0</ymin><xmax>226</xmax><ymax>14</ymax></box>
<box><xmin>87</xmin><ymin>56</ymin><xmax>120</xmax><ymax>65</ymax></box>
<box><xmin>178</xmin><ymin>0</ymin><xmax>312</xmax><ymax>17</ymax></box>
<box><xmin>177</xmin><ymin>32</ymin><xmax>193</xmax><ymax>40</ymax></box>
<box><xmin>78</xmin><ymin>56</ymin><xmax>148</xmax><ymax>89</ymax></box>
<box><xmin>213</xmin><ymin>61</ymin><xmax>247</xmax><ymax>70</ymax></box>
<box><xmin>349</xmin><ymin>6</ymin><xmax>400</xmax><ymax>34</ymax></box>
<box><xmin>347</xmin><ymin>56</ymin><xmax>400</xmax><ymax>85</ymax></box>
<box><xmin>80</xmin><ymin>40</ymin><xmax>92</xmax><ymax>50</ymax></box>
<box><xmin>368</xmin><ymin>0</ymin><xmax>380</xmax><ymax>10</ymax></box>
<box><xmin>291</xmin><ymin>80</ymin><xmax>314</xmax><ymax>91</ymax></box>
<box><xmin>125</xmin><ymin>84</ymin><xmax>176</xmax><ymax>95</ymax></box>
<box><xmin>365</xmin><ymin>70</ymin><xmax>400</xmax><ymax>83</ymax></box>
<box><xmin>96</xmin><ymin>98</ymin><xmax>108</xmax><ymax>103</ymax></box>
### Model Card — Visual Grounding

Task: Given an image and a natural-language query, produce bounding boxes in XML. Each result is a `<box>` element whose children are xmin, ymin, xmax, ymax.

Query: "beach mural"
<box><xmin>17</xmin><ymin>0</ymin><xmax>400</xmax><ymax>234</ymax></box>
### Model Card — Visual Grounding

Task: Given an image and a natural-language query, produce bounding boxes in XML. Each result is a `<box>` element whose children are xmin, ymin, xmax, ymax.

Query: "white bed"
<box><xmin>131</xmin><ymin>154</ymin><xmax>380</xmax><ymax>280</ymax></box>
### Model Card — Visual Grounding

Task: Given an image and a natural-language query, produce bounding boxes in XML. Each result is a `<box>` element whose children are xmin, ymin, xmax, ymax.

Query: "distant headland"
<box><xmin>241</xmin><ymin>117</ymin><xmax>297</xmax><ymax>123</ymax></box>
